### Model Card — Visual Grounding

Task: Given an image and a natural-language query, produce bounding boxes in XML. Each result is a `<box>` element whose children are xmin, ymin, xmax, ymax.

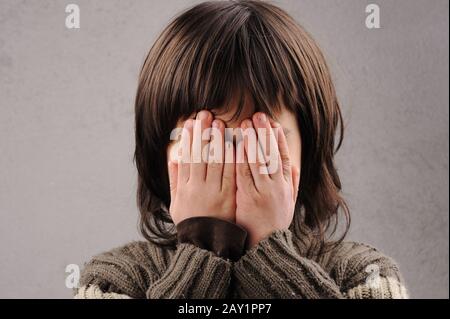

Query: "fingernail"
<box><xmin>198</xmin><ymin>110</ymin><xmax>209</xmax><ymax>120</ymax></box>
<box><xmin>212</xmin><ymin>120</ymin><xmax>219</xmax><ymax>128</ymax></box>
<box><xmin>259</xmin><ymin>113</ymin><xmax>267</xmax><ymax>123</ymax></box>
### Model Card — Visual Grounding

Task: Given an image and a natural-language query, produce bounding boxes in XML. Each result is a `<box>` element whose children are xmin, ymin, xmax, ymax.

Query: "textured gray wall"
<box><xmin>0</xmin><ymin>0</ymin><xmax>448</xmax><ymax>298</ymax></box>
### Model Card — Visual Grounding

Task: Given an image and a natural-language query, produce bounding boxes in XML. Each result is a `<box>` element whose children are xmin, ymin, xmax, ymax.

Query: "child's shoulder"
<box><xmin>85</xmin><ymin>240</ymin><xmax>173</xmax><ymax>267</ymax></box>
<box><xmin>89</xmin><ymin>240</ymin><xmax>168</xmax><ymax>260</ymax></box>
<box><xmin>78</xmin><ymin>240</ymin><xmax>174</xmax><ymax>298</ymax></box>
<box><xmin>327</xmin><ymin>240</ymin><xmax>400</xmax><ymax>270</ymax></box>
<box><xmin>323</xmin><ymin>240</ymin><xmax>405</xmax><ymax>288</ymax></box>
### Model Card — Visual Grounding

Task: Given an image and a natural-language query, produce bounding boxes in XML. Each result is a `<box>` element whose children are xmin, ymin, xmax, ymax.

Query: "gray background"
<box><xmin>0</xmin><ymin>0</ymin><xmax>448</xmax><ymax>298</ymax></box>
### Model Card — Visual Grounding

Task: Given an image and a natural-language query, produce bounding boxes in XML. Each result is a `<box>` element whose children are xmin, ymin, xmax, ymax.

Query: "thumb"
<box><xmin>168</xmin><ymin>160</ymin><xmax>178</xmax><ymax>200</ymax></box>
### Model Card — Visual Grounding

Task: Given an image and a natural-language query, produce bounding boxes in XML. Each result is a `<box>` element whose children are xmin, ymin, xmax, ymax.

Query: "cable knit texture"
<box><xmin>76</xmin><ymin>228</ymin><xmax>408</xmax><ymax>299</ymax></box>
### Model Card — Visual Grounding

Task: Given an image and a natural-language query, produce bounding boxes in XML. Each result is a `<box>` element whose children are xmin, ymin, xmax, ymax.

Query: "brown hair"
<box><xmin>134</xmin><ymin>0</ymin><xmax>350</xmax><ymax>248</ymax></box>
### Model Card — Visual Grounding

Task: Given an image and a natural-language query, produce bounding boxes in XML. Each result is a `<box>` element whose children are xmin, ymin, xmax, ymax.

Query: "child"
<box><xmin>75</xmin><ymin>0</ymin><xmax>408</xmax><ymax>299</ymax></box>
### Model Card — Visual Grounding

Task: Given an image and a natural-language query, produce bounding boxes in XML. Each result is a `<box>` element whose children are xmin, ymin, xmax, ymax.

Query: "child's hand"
<box><xmin>236</xmin><ymin>113</ymin><xmax>300</xmax><ymax>249</ymax></box>
<box><xmin>168</xmin><ymin>110</ymin><xmax>236</xmax><ymax>225</ymax></box>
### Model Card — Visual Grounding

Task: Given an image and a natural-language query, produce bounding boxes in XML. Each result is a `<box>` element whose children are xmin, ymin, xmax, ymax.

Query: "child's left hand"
<box><xmin>236</xmin><ymin>112</ymin><xmax>300</xmax><ymax>249</ymax></box>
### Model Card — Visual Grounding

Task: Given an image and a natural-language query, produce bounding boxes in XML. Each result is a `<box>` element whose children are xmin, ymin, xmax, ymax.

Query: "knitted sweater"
<box><xmin>74</xmin><ymin>221</ymin><xmax>408</xmax><ymax>299</ymax></box>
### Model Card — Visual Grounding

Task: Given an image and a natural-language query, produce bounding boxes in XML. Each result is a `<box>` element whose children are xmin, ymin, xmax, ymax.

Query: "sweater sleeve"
<box><xmin>146</xmin><ymin>243</ymin><xmax>232</xmax><ymax>298</ymax></box>
<box><xmin>233</xmin><ymin>229</ymin><xmax>408</xmax><ymax>299</ymax></box>
<box><xmin>76</xmin><ymin>240</ymin><xmax>233</xmax><ymax>299</ymax></box>
<box><xmin>75</xmin><ymin>216</ymin><xmax>249</xmax><ymax>299</ymax></box>
<box><xmin>145</xmin><ymin>217</ymin><xmax>247</xmax><ymax>298</ymax></box>
<box><xmin>74</xmin><ymin>285</ymin><xmax>132</xmax><ymax>299</ymax></box>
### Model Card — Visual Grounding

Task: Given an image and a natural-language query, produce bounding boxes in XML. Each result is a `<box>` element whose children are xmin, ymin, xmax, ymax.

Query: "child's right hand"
<box><xmin>168</xmin><ymin>110</ymin><xmax>236</xmax><ymax>225</ymax></box>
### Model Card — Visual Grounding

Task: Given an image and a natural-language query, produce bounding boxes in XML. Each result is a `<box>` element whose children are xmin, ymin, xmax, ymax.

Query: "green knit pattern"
<box><xmin>77</xmin><ymin>229</ymin><xmax>408</xmax><ymax>299</ymax></box>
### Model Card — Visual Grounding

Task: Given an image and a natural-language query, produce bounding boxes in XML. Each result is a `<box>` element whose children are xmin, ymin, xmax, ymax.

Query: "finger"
<box><xmin>242</xmin><ymin>119</ymin><xmax>267</xmax><ymax>186</ymax></box>
<box><xmin>273</xmin><ymin>120</ymin><xmax>292</xmax><ymax>182</ymax></box>
<box><xmin>191</xmin><ymin>110</ymin><xmax>212</xmax><ymax>181</ymax></box>
<box><xmin>236</xmin><ymin>138</ymin><xmax>257</xmax><ymax>192</ymax></box>
<box><xmin>222</xmin><ymin>127</ymin><xmax>236</xmax><ymax>192</ymax></box>
<box><xmin>179</xmin><ymin>119</ymin><xmax>193</xmax><ymax>183</ymax></box>
<box><xmin>291</xmin><ymin>165</ymin><xmax>300</xmax><ymax>203</ymax></box>
<box><xmin>168</xmin><ymin>160</ymin><xmax>178</xmax><ymax>200</ymax></box>
<box><xmin>252</xmin><ymin>112</ymin><xmax>279</xmax><ymax>178</ymax></box>
<box><xmin>206</xmin><ymin>119</ymin><xmax>225</xmax><ymax>188</ymax></box>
